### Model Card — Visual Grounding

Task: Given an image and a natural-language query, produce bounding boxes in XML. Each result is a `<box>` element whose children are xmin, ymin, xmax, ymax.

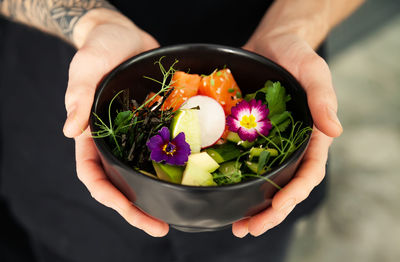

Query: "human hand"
<box><xmin>63</xmin><ymin>9</ymin><xmax>169</xmax><ymax>236</ymax></box>
<box><xmin>232</xmin><ymin>33</ymin><xmax>343</xmax><ymax>237</ymax></box>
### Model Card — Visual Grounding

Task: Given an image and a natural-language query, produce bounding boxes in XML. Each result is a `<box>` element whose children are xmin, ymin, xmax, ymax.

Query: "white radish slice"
<box><xmin>181</xmin><ymin>95</ymin><xmax>226</xmax><ymax>148</ymax></box>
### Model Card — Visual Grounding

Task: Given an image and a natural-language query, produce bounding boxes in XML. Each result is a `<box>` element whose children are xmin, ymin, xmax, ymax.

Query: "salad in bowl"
<box><xmin>90</xmin><ymin>44</ymin><xmax>313</xmax><ymax>232</ymax></box>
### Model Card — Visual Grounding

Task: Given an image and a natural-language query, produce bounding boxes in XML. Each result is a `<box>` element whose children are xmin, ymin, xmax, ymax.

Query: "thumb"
<box><xmin>244</xmin><ymin>35</ymin><xmax>343</xmax><ymax>138</ymax></box>
<box><xmin>63</xmin><ymin>27</ymin><xmax>159</xmax><ymax>138</ymax></box>
<box><xmin>63</xmin><ymin>47</ymin><xmax>108</xmax><ymax>138</ymax></box>
<box><xmin>298</xmin><ymin>52</ymin><xmax>343</xmax><ymax>138</ymax></box>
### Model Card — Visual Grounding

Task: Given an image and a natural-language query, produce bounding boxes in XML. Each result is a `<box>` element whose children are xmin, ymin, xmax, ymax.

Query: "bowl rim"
<box><xmin>90</xmin><ymin>43</ymin><xmax>313</xmax><ymax>192</ymax></box>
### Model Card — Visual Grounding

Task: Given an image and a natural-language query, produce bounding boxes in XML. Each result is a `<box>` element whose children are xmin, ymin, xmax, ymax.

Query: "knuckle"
<box><xmin>302</xmin><ymin>53</ymin><xmax>328</xmax><ymax>71</ymax></box>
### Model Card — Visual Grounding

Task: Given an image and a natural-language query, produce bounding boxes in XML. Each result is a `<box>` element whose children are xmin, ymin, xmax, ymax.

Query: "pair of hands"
<box><xmin>63</xmin><ymin>10</ymin><xmax>342</xmax><ymax>238</ymax></box>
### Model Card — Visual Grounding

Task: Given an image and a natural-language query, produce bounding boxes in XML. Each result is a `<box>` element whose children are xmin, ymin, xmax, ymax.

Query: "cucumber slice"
<box><xmin>226</xmin><ymin>131</ymin><xmax>254</xmax><ymax>149</ymax></box>
<box><xmin>205</xmin><ymin>143</ymin><xmax>241</xmax><ymax>164</ymax></box>
<box><xmin>249</xmin><ymin>147</ymin><xmax>279</xmax><ymax>159</ymax></box>
<box><xmin>218</xmin><ymin>161</ymin><xmax>240</xmax><ymax>176</ymax></box>
<box><xmin>245</xmin><ymin>161</ymin><xmax>267</xmax><ymax>174</ymax></box>
<box><xmin>217</xmin><ymin>161</ymin><xmax>242</xmax><ymax>184</ymax></box>
<box><xmin>226</xmin><ymin>131</ymin><xmax>241</xmax><ymax>143</ymax></box>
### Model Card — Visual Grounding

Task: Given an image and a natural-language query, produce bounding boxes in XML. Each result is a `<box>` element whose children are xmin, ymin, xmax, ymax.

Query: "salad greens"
<box><xmin>92</xmin><ymin>59</ymin><xmax>312</xmax><ymax>188</ymax></box>
<box><xmin>211</xmin><ymin>80</ymin><xmax>312</xmax><ymax>187</ymax></box>
<box><xmin>92</xmin><ymin>59</ymin><xmax>178</xmax><ymax>170</ymax></box>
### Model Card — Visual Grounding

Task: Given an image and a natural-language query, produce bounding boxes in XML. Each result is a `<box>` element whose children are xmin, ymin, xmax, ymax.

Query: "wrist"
<box><xmin>72</xmin><ymin>8</ymin><xmax>136</xmax><ymax>49</ymax></box>
<box><xmin>248</xmin><ymin>0</ymin><xmax>330</xmax><ymax>49</ymax></box>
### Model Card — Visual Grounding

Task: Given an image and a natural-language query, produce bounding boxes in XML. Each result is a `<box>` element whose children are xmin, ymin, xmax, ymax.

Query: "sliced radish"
<box><xmin>181</xmin><ymin>95</ymin><xmax>226</xmax><ymax>148</ymax></box>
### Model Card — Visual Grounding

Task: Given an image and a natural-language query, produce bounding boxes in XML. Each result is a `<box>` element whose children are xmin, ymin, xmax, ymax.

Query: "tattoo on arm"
<box><xmin>0</xmin><ymin>0</ymin><xmax>116</xmax><ymax>41</ymax></box>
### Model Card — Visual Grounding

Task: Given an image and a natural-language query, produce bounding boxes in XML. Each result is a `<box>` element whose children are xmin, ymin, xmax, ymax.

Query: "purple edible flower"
<box><xmin>226</xmin><ymin>99</ymin><xmax>272</xmax><ymax>142</ymax></box>
<box><xmin>146</xmin><ymin>127</ymin><xmax>191</xmax><ymax>166</ymax></box>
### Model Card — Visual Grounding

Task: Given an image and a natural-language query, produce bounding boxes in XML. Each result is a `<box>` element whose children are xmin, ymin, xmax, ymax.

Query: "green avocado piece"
<box><xmin>181</xmin><ymin>153</ymin><xmax>219</xmax><ymax>186</ymax></box>
<box><xmin>152</xmin><ymin>162</ymin><xmax>184</xmax><ymax>184</ymax></box>
<box><xmin>181</xmin><ymin>165</ymin><xmax>217</xmax><ymax>186</ymax></box>
<box><xmin>187</xmin><ymin>152</ymin><xmax>220</xmax><ymax>173</ymax></box>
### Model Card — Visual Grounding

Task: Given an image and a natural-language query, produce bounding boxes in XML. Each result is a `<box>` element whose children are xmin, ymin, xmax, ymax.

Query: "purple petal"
<box><xmin>172</xmin><ymin>132</ymin><xmax>187</xmax><ymax>148</ymax></box>
<box><xmin>230</xmin><ymin>100</ymin><xmax>251</xmax><ymax>121</ymax></box>
<box><xmin>226</xmin><ymin>115</ymin><xmax>240</xmax><ymax>132</ymax></box>
<box><xmin>165</xmin><ymin>150</ymin><xmax>189</xmax><ymax>166</ymax></box>
<box><xmin>237</xmin><ymin>127</ymin><xmax>258</xmax><ymax>142</ymax></box>
<box><xmin>146</xmin><ymin>135</ymin><xmax>164</xmax><ymax>151</ymax></box>
<box><xmin>250</xmin><ymin>100</ymin><xmax>269</xmax><ymax>121</ymax></box>
<box><xmin>167</xmin><ymin>132</ymin><xmax>191</xmax><ymax>166</ymax></box>
<box><xmin>158</xmin><ymin>127</ymin><xmax>170</xmax><ymax>142</ymax></box>
<box><xmin>150</xmin><ymin>147</ymin><xmax>168</xmax><ymax>163</ymax></box>
<box><xmin>256</xmin><ymin>120</ymin><xmax>273</xmax><ymax>136</ymax></box>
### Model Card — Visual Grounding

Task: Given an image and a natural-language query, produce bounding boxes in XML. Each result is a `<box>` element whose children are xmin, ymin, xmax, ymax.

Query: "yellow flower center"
<box><xmin>163</xmin><ymin>143</ymin><xmax>176</xmax><ymax>156</ymax></box>
<box><xmin>240</xmin><ymin>115</ymin><xmax>257</xmax><ymax>129</ymax></box>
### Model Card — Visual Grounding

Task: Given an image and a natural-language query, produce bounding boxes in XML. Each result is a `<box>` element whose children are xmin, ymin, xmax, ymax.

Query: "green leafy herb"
<box><xmin>210</xmin><ymin>81</ymin><xmax>311</xmax><ymax>189</ymax></box>
<box><xmin>265</xmin><ymin>81</ymin><xmax>291</xmax><ymax>117</ymax></box>
<box><xmin>92</xmin><ymin>57</ymin><xmax>179</xmax><ymax>169</ymax></box>
<box><xmin>210</xmin><ymin>78</ymin><xmax>215</xmax><ymax>86</ymax></box>
<box><xmin>114</xmin><ymin>111</ymin><xmax>134</xmax><ymax>134</ymax></box>
<box><xmin>257</xmin><ymin>150</ymin><xmax>270</xmax><ymax>175</ymax></box>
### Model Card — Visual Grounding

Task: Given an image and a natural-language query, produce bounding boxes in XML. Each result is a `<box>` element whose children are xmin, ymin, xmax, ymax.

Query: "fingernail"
<box><xmin>326</xmin><ymin>106</ymin><xmax>343</xmax><ymax>133</ymax></box>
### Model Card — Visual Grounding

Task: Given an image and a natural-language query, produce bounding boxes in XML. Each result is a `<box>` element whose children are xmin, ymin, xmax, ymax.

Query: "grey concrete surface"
<box><xmin>286</xmin><ymin>12</ymin><xmax>400</xmax><ymax>262</ymax></box>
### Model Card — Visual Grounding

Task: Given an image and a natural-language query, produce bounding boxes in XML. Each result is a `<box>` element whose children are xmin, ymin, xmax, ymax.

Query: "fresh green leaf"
<box><xmin>276</xmin><ymin>119</ymin><xmax>291</xmax><ymax>132</ymax></box>
<box><xmin>114</xmin><ymin>110</ymin><xmax>133</xmax><ymax>134</ymax></box>
<box><xmin>257</xmin><ymin>150</ymin><xmax>270</xmax><ymax>175</ymax></box>
<box><xmin>244</xmin><ymin>86</ymin><xmax>268</xmax><ymax>101</ymax></box>
<box><xmin>268</xmin><ymin>112</ymin><xmax>292</xmax><ymax>136</ymax></box>
<box><xmin>265</xmin><ymin>81</ymin><xmax>291</xmax><ymax>117</ymax></box>
<box><xmin>270</xmin><ymin>111</ymin><xmax>290</xmax><ymax>126</ymax></box>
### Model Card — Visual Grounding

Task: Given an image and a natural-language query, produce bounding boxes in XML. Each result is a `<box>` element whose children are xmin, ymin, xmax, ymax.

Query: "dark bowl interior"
<box><xmin>90</xmin><ymin>44</ymin><xmax>313</xmax><ymax>232</ymax></box>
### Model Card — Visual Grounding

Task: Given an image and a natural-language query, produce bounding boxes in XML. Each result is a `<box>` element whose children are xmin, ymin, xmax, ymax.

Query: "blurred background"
<box><xmin>287</xmin><ymin>0</ymin><xmax>400</xmax><ymax>261</ymax></box>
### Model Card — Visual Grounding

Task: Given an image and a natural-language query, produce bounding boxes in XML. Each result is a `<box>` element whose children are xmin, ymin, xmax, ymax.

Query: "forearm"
<box><xmin>250</xmin><ymin>0</ymin><xmax>364</xmax><ymax>49</ymax></box>
<box><xmin>0</xmin><ymin>0</ymin><xmax>121</xmax><ymax>47</ymax></box>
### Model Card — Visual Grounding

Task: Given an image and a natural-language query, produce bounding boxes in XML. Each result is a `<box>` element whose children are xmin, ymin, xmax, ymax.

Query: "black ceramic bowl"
<box><xmin>90</xmin><ymin>44</ymin><xmax>313</xmax><ymax>232</ymax></box>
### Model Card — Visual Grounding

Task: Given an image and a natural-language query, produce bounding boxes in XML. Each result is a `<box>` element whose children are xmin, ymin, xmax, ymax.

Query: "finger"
<box><xmin>297</xmin><ymin>52</ymin><xmax>343</xmax><ymax>138</ymax></box>
<box><xmin>247</xmin><ymin>129</ymin><xmax>331</xmax><ymax>236</ymax></box>
<box><xmin>271</xmin><ymin>129</ymin><xmax>332</xmax><ymax>212</ymax></box>
<box><xmin>75</xmin><ymin>132</ymin><xmax>169</xmax><ymax>237</ymax></box>
<box><xmin>232</xmin><ymin>218</ymin><xmax>249</xmax><ymax>238</ymax></box>
<box><xmin>247</xmin><ymin>203</ymin><xmax>295</xmax><ymax>237</ymax></box>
